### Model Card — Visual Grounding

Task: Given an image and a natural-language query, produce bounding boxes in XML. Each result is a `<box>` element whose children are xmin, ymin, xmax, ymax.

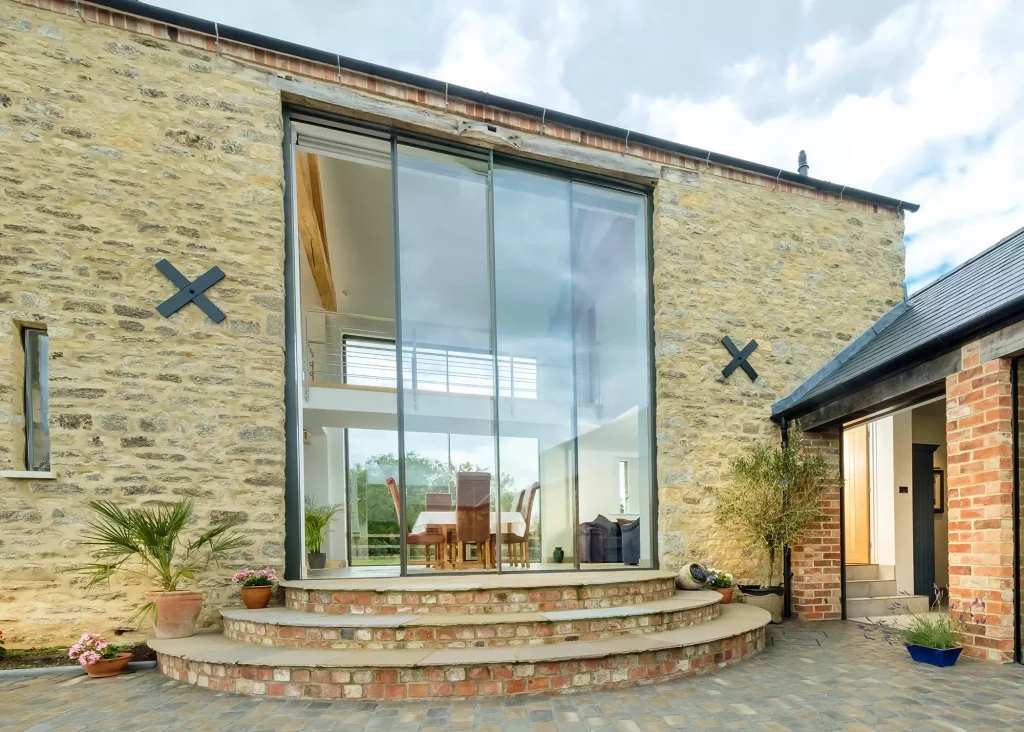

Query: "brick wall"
<box><xmin>789</xmin><ymin>428</ymin><xmax>843</xmax><ymax>620</ymax></box>
<box><xmin>945</xmin><ymin>341</ymin><xmax>1015</xmax><ymax>662</ymax></box>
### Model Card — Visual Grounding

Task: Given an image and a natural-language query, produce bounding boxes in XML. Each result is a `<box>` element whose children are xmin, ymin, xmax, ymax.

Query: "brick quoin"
<box><xmin>945</xmin><ymin>341</ymin><xmax>1015</xmax><ymax>663</ymax></box>
<box><xmin>790</xmin><ymin>428</ymin><xmax>843</xmax><ymax>621</ymax></box>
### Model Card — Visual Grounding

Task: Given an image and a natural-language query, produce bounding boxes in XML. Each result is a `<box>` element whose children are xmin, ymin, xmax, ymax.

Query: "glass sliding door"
<box><xmin>394</xmin><ymin>144</ymin><xmax>497</xmax><ymax>573</ymax></box>
<box><xmin>493</xmin><ymin>167</ymin><xmax>575</xmax><ymax>570</ymax></box>
<box><xmin>572</xmin><ymin>183</ymin><xmax>653</xmax><ymax>568</ymax></box>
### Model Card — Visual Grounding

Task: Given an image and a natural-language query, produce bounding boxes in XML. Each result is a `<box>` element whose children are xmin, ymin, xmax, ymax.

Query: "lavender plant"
<box><xmin>859</xmin><ymin>586</ymin><xmax>986</xmax><ymax>650</ymax></box>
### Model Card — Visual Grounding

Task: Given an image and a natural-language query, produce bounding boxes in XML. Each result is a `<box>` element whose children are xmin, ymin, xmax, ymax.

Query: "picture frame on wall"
<box><xmin>933</xmin><ymin>468</ymin><xmax>945</xmax><ymax>513</ymax></box>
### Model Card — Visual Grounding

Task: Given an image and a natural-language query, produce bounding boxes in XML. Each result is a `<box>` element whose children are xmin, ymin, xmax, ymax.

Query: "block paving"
<box><xmin>5</xmin><ymin>621</ymin><xmax>1024</xmax><ymax>731</ymax></box>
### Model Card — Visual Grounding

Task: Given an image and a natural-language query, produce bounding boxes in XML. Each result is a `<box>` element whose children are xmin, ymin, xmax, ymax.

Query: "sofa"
<box><xmin>578</xmin><ymin>515</ymin><xmax>641</xmax><ymax>565</ymax></box>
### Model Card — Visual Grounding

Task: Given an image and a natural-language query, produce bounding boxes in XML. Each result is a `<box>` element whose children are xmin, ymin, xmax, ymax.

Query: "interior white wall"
<box><xmin>868</xmin><ymin>417</ymin><xmax>897</xmax><ymax>567</ymax></box>
<box><xmin>324</xmin><ymin>427</ymin><xmax>348</xmax><ymax>564</ymax></box>
<box><xmin>301</xmin><ymin>425</ymin><xmax>349</xmax><ymax>566</ymax></box>
<box><xmin>539</xmin><ymin>441</ymin><xmax>574</xmax><ymax>562</ymax></box>
<box><xmin>912</xmin><ymin>410</ymin><xmax>949</xmax><ymax>588</ymax></box>
<box><xmin>891</xmin><ymin>409</ymin><xmax>916</xmax><ymax>594</ymax></box>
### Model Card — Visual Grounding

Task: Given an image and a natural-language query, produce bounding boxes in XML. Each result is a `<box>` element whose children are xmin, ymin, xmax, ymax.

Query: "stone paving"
<box><xmin>4</xmin><ymin>621</ymin><xmax>1024</xmax><ymax>731</ymax></box>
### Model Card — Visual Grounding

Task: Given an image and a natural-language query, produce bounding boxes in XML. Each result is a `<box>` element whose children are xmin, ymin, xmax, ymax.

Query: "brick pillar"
<box><xmin>790</xmin><ymin>428</ymin><xmax>843</xmax><ymax>621</ymax></box>
<box><xmin>946</xmin><ymin>342</ymin><xmax>1015</xmax><ymax>662</ymax></box>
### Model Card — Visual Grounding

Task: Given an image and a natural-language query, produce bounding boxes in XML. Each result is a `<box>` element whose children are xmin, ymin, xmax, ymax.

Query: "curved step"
<box><xmin>222</xmin><ymin>591</ymin><xmax>721</xmax><ymax>649</ymax></box>
<box><xmin>151</xmin><ymin>604</ymin><xmax>770</xmax><ymax>700</ymax></box>
<box><xmin>282</xmin><ymin>570</ymin><xmax>678</xmax><ymax>615</ymax></box>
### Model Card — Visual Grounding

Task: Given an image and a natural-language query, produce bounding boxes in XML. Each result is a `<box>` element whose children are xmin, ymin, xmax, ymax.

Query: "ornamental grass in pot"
<box><xmin>233</xmin><ymin>567</ymin><xmax>277</xmax><ymax>609</ymax></box>
<box><xmin>80</xmin><ymin>499</ymin><xmax>247</xmax><ymax>639</ymax></box>
<box><xmin>714</xmin><ymin>432</ymin><xmax>837</xmax><ymax>623</ymax></box>
<box><xmin>861</xmin><ymin>589</ymin><xmax>985</xmax><ymax>667</ymax></box>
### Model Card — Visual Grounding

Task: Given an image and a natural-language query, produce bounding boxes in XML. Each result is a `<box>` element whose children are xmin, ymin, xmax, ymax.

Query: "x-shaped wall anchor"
<box><xmin>721</xmin><ymin>336</ymin><xmax>759</xmax><ymax>382</ymax></box>
<box><xmin>155</xmin><ymin>259</ymin><xmax>226</xmax><ymax>323</ymax></box>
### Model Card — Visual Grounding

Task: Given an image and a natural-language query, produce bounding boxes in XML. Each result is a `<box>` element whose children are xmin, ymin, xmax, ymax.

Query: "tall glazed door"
<box><xmin>843</xmin><ymin>424</ymin><xmax>871</xmax><ymax>565</ymax></box>
<box><xmin>393</xmin><ymin>143</ymin><xmax>498</xmax><ymax>573</ymax></box>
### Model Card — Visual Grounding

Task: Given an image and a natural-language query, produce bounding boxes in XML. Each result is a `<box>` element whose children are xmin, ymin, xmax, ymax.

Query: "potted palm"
<box><xmin>714</xmin><ymin>432</ymin><xmax>836</xmax><ymax>623</ymax></box>
<box><xmin>304</xmin><ymin>499</ymin><xmax>343</xmax><ymax>570</ymax></box>
<box><xmin>80</xmin><ymin>499</ymin><xmax>247</xmax><ymax>638</ymax></box>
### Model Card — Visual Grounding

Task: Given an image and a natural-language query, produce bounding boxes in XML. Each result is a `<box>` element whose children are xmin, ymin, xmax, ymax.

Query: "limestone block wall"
<box><xmin>653</xmin><ymin>170</ymin><xmax>905</xmax><ymax>582</ymax></box>
<box><xmin>0</xmin><ymin>2</ymin><xmax>287</xmax><ymax>646</ymax></box>
<box><xmin>0</xmin><ymin>0</ymin><xmax>914</xmax><ymax>646</ymax></box>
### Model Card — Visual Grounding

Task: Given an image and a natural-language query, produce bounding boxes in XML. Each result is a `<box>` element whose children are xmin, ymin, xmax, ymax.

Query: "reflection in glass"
<box><xmin>23</xmin><ymin>328</ymin><xmax>49</xmax><ymax>472</ymax></box>
<box><xmin>395</xmin><ymin>145</ymin><xmax>497</xmax><ymax>572</ymax></box>
<box><xmin>572</xmin><ymin>182</ymin><xmax>652</xmax><ymax>567</ymax></box>
<box><xmin>493</xmin><ymin>168</ymin><xmax>573</xmax><ymax>569</ymax></box>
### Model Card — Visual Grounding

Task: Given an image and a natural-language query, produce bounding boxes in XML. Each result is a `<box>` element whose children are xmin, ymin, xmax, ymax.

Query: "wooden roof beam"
<box><xmin>296</xmin><ymin>151</ymin><xmax>337</xmax><ymax>312</ymax></box>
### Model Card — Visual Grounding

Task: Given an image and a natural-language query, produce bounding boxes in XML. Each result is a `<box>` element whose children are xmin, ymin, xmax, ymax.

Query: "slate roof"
<box><xmin>772</xmin><ymin>225</ymin><xmax>1024</xmax><ymax>419</ymax></box>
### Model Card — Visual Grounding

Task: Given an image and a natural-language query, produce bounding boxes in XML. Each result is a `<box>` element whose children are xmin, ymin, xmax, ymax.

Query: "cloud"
<box><xmin>621</xmin><ymin>0</ymin><xmax>1024</xmax><ymax>288</ymax></box>
<box><xmin>414</xmin><ymin>0</ymin><xmax>586</xmax><ymax>114</ymax></box>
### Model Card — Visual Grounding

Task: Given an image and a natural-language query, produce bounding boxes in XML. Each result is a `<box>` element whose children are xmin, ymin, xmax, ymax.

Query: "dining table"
<box><xmin>409</xmin><ymin>510</ymin><xmax>527</xmax><ymax>569</ymax></box>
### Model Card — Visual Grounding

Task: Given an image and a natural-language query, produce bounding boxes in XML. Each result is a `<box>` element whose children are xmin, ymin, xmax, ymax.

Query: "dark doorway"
<box><xmin>913</xmin><ymin>443</ymin><xmax>940</xmax><ymax>602</ymax></box>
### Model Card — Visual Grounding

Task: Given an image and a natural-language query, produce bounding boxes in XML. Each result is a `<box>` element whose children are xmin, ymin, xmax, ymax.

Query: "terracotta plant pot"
<box><xmin>241</xmin><ymin>585</ymin><xmax>273</xmax><ymax>609</ymax></box>
<box><xmin>145</xmin><ymin>590</ymin><xmax>203</xmax><ymax>639</ymax></box>
<box><xmin>84</xmin><ymin>652</ymin><xmax>132</xmax><ymax>678</ymax></box>
<box><xmin>714</xmin><ymin>587</ymin><xmax>733</xmax><ymax>604</ymax></box>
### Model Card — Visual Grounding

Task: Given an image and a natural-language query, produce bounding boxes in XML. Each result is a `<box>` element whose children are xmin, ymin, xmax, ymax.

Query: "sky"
<box><xmin>149</xmin><ymin>0</ymin><xmax>1024</xmax><ymax>291</ymax></box>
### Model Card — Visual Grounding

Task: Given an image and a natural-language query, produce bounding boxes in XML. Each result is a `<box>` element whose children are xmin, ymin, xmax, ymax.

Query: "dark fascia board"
<box><xmin>771</xmin><ymin>299</ymin><xmax>909</xmax><ymax>417</ymax></box>
<box><xmin>88</xmin><ymin>0</ymin><xmax>918</xmax><ymax>214</ymax></box>
<box><xmin>774</xmin><ymin>294</ymin><xmax>1024</xmax><ymax>422</ymax></box>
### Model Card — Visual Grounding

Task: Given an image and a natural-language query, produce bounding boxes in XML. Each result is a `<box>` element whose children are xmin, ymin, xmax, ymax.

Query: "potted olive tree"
<box><xmin>80</xmin><ymin>499</ymin><xmax>247</xmax><ymax>638</ymax></box>
<box><xmin>714</xmin><ymin>432</ymin><xmax>836</xmax><ymax>623</ymax></box>
<box><xmin>304</xmin><ymin>498</ymin><xmax>343</xmax><ymax>570</ymax></box>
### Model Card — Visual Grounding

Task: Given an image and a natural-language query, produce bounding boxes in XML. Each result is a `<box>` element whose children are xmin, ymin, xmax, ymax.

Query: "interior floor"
<box><xmin>308</xmin><ymin>561</ymin><xmax>652</xmax><ymax>579</ymax></box>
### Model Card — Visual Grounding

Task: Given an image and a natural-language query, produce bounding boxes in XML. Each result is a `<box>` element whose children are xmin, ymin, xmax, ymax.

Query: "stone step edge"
<box><xmin>847</xmin><ymin>594</ymin><xmax>930</xmax><ymax>601</ymax></box>
<box><xmin>222</xmin><ymin>591</ymin><xmax>721</xmax><ymax>628</ymax></box>
<box><xmin>279</xmin><ymin>569</ymin><xmax>677</xmax><ymax>593</ymax></box>
<box><xmin>151</xmin><ymin>604</ymin><xmax>769</xmax><ymax>668</ymax></box>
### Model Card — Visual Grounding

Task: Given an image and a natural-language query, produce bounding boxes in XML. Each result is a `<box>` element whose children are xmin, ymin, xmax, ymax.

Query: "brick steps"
<box><xmin>152</xmin><ymin>604</ymin><xmax>770</xmax><ymax>700</ymax></box>
<box><xmin>281</xmin><ymin>569</ymin><xmax>678</xmax><ymax>615</ymax></box>
<box><xmin>221</xmin><ymin>591</ymin><xmax>721</xmax><ymax>649</ymax></box>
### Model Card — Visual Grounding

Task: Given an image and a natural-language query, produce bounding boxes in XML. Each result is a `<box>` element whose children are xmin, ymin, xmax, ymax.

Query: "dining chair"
<box><xmin>386</xmin><ymin>477</ymin><xmax>446</xmax><ymax>568</ymax></box>
<box><xmin>424</xmin><ymin>492</ymin><xmax>454</xmax><ymax>565</ymax></box>
<box><xmin>455</xmin><ymin>472</ymin><xmax>491</xmax><ymax>569</ymax></box>
<box><xmin>502</xmin><ymin>482</ymin><xmax>539</xmax><ymax>568</ymax></box>
<box><xmin>425</xmin><ymin>492</ymin><xmax>453</xmax><ymax>511</ymax></box>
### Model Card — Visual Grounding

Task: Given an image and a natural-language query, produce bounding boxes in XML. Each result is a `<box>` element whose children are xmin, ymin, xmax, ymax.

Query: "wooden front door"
<box><xmin>844</xmin><ymin>424</ymin><xmax>871</xmax><ymax>565</ymax></box>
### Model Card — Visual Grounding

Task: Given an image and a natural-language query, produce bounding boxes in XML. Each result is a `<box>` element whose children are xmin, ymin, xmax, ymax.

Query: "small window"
<box><xmin>618</xmin><ymin>460</ymin><xmax>629</xmax><ymax>513</ymax></box>
<box><xmin>23</xmin><ymin>327</ymin><xmax>49</xmax><ymax>472</ymax></box>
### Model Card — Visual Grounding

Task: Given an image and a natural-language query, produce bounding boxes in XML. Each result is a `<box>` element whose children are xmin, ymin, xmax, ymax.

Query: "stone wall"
<box><xmin>0</xmin><ymin>2</ymin><xmax>287</xmax><ymax>646</ymax></box>
<box><xmin>945</xmin><ymin>341</ymin><xmax>1015</xmax><ymax>662</ymax></box>
<box><xmin>0</xmin><ymin>0</ymin><xmax>911</xmax><ymax>645</ymax></box>
<box><xmin>653</xmin><ymin>170</ymin><xmax>905</xmax><ymax>582</ymax></box>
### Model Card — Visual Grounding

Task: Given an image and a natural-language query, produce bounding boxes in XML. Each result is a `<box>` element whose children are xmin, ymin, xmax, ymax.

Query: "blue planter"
<box><xmin>905</xmin><ymin>644</ymin><xmax>963</xmax><ymax>667</ymax></box>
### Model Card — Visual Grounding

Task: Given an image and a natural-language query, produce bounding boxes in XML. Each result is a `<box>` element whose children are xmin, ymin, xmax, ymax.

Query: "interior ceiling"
<box><xmin>912</xmin><ymin>399</ymin><xmax>946</xmax><ymax>419</ymax></box>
